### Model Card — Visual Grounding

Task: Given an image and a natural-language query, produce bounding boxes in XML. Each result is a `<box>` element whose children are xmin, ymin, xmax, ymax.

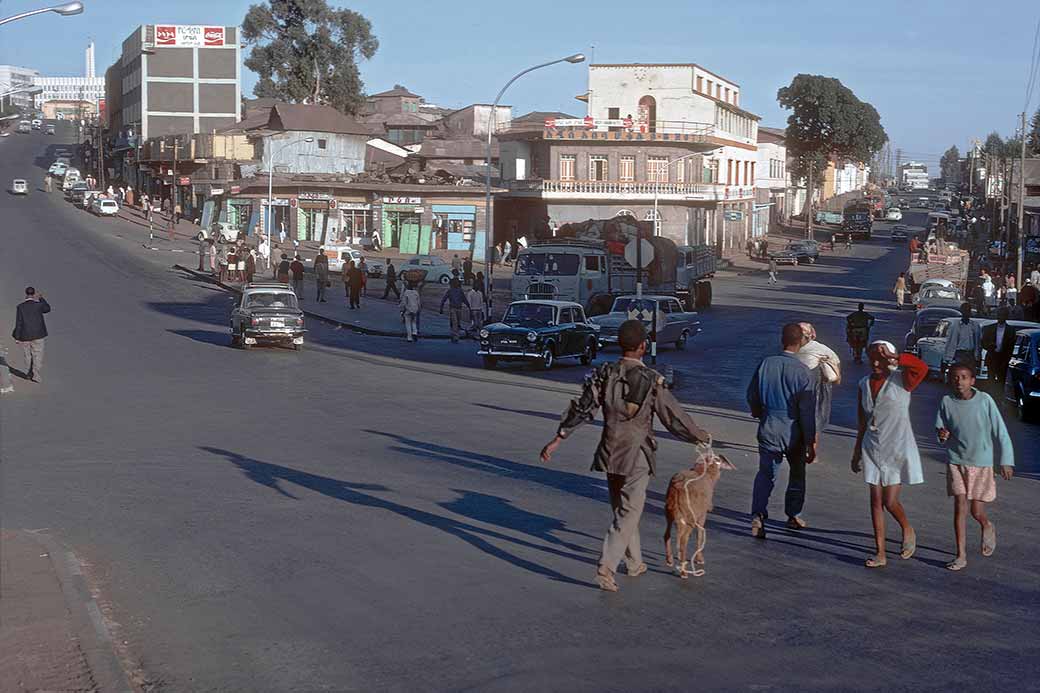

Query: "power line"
<box><xmin>1025</xmin><ymin>16</ymin><xmax>1040</xmax><ymax>111</ymax></box>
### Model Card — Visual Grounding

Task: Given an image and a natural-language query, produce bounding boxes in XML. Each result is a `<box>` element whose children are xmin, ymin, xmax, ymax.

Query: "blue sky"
<box><xmin>2</xmin><ymin>0</ymin><xmax>1038</xmax><ymax>171</ymax></box>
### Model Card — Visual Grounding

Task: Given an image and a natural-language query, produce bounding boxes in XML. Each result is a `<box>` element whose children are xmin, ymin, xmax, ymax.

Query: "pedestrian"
<box><xmin>794</xmin><ymin>322</ymin><xmax>841</xmax><ymax>440</ymax></box>
<box><xmin>503</xmin><ymin>240</ymin><xmax>513</xmax><ymax>265</ymax></box>
<box><xmin>290</xmin><ymin>255</ymin><xmax>305</xmax><ymax>299</ymax></box>
<box><xmin>829</xmin><ymin>234</ymin><xmax>836</xmax><ymax>252</ymax></box>
<box><xmin>276</xmin><ymin>253</ymin><xmax>291</xmax><ymax>284</ymax></box>
<box><xmin>982</xmin><ymin>274</ymin><xmax>996</xmax><ymax>314</ymax></box>
<box><xmin>893</xmin><ymin>272</ymin><xmax>907</xmax><ymax>310</ymax></box>
<box><xmin>935</xmin><ymin>364</ymin><xmax>1015</xmax><ymax>571</ymax></box>
<box><xmin>245</xmin><ymin>248</ymin><xmax>256</xmax><ymax>283</ymax></box>
<box><xmin>358</xmin><ymin>258</ymin><xmax>369</xmax><ymax>296</ymax></box>
<box><xmin>767</xmin><ymin>256</ymin><xmax>778</xmax><ymax>284</ymax></box>
<box><xmin>207</xmin><ymin>239</ymin><xmax>217</xmax><ymax>274</ymax></box>
<box><xmin>466</xmin><ymin>283</ymin><xmax>485</xmax><ymax>336</ymax></box>
<box><xmin>225</xmin><ymin>246</ymin><xmax>238</xmax><ymax>282</ymax></box>
<box><xmin>746</xmin><ymin>323</ymin><xmax>818</xmax><ymax>538</ymax></box>
<box><xmin>107</xmin><ymin>184</ymin><xmax>115</xmax><ymax>199</ymax></box>
<box><xmin>278</xmin><ymin>221</ymin><xmax>287</xmax><ymax>245</ymax></box>
<box><xmin>845</xmin><ymin>234</ymin><xmax>853</xmax><ymax>251</ymax></box>
<box><xmin>400</xmin><ymin>281</ymin><xmax>421</xmax><ymax>342</ymax></box>
<box><xmin>382</xmin><ymin>260</ymin><xmax>400</xmax><ymax>300</ymax></box>
<box><xmin>197</xmin><ymin>234</ymin><xmax>207</xmax><ymax>271</ymax></box>
<box><xmin>851</xmin><ymin>341</ymin><xmax>929</xmax><ymax>568</ymax></box>
<box><xmin>371</xmin><ymin>228</ymin><xmax>382</xmax><ymax>252</ymax></box>
<box><xmin>1030</xmin><ymin>266</ymin><xmax>1040</xmax><ymax>290</ymax></box>
<box><xmin>440</xmin><ymin>278</ymin><xmax>471</xmax><ymax>343</ymax></box>
<box><xmin>44</xmin><ymin>175</ymin><xmax>52</xmax><ymax>193</ymax></box>
<box><xmin>12</xmin><ymin>287</ymin><xmax>50</xmax><ymax>384</ymax></box>
<box><xmin>463</xmin><ymin>256</ymin><xmax>473</xmax><ymax>286</ymax></box>
<box><xmin>942</xmin><ymin>303</ymin><xmax>981</xmax><ymax>373</ymax></box>
<box><xmin>258</xmin><ymin>234</ymin><xmax>271</xmax><ymax>269</ymax></box>
<box><xmin>540</xmin><ymin>319</ymin><xmax>711</xmax><ymax>591</ymax></box>
<box><xmin>845</xmin><ymin>302</ymin><xmax>875</xmax><ymax>364</ymax></box>
<box><xmin>746</xmin><ymin>237</ymin><xmax>755</xmax><ymax>259</ymax></box>
<box><xmin>1020</xmin><ymin>278</ymin><xmax>1039</xmax><ymax>322</ymax></box>
<box><xmin>314</xmin><ymin>249</ymin><xmax>329</xmax><ymax>302</ymax></box>
<box><xmin>980</xmin><ymin>307</ymin><xmax>1016</xmax><ymax>392</ymax></box>
<box><xmin>173</xmin><ymin>201</ymin><xmax>182</xmax><ymax>226</ymax></box>
<box><xmin>347</xmin><ymin>260</ymin><xmax>364</xmax><ymax>309</ymax></box>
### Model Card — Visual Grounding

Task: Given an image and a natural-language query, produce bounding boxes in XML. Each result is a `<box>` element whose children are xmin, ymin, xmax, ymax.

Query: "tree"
<box><xmin>1029</xmin><ymin>108</ymin><xmax>1040</xmax><ymax>156</ymax></box>
<box><xmin>983</xmin><ymin>131</ymin><xmax>1004</xmax><ymax>157</ymax></box>
<box><xmin>242</xmin><ymin>0</ymin><xmax>378</xmax><ymax>115</ymax></box>
<box><xmin>940</xmin><ymin>145</ymin><xmax>960</xmax><ymax>183</ymax></box>
<box><xmin>777</xmin><ymin>74</ymin><xmax>887</xmax><ymax>205</ymax></box>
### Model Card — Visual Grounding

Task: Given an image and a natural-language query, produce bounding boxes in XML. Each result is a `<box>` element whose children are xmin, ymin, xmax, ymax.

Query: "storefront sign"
<box><xmin>177</xmin><ymin>176</ymin><xmax>191</xmax><ymax>186</ymax></box>
<box><xmin>260</xmin><ymin>198</ymin><xmax>290</xmax><ymax>206</ymax></box>
<box><xmin>340</xmin><ymin>202</ymin><xmax>371</xmax><ymax>211</ymax></box>
<box><xmin>155</xmin><ymin>25</ymin><xmax>225</xmax><ymax>48</ymax></box>
<box><xmin>230</xmin><ymin>185</ymin><xmax>241</xmax><ymax>195</ymax></box>
<box><xmin>328</xmin><ymin>199</ymin><xmax>337</xmax><ymax>209</ymax></box>
<box><xmin>545</xmin><ymin>116</ymin><xmax>634</xmax><ymax>131</ymax></box>
<box><xmin>210</xmin><ymin>188</ymin><xmax>225</xmax><ymax>196</ymax></box>
<box><xmin>299</xmin><ymin>192</ymin><xmax>332</xmax><ymax>201</ymax></box>
<box><xmin>382</xmin><ymin>196</ymin><xmax>421</xmax><ymax>205</ymax></box>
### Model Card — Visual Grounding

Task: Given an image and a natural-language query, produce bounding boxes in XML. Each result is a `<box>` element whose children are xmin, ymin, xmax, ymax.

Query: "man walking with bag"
<box><xmin>12</xmin><ymin>287</ymin><xmax>50</xmax><ymax>384</ymax></box>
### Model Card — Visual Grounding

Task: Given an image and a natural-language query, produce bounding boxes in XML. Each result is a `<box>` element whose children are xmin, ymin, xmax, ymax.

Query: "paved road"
<box><xmin>2</xmin><ymin>130</ymin><xmax>1039</xmax><ymax>691</ymax></box>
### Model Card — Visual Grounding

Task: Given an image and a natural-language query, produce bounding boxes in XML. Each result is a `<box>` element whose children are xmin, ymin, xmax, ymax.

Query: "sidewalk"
<box><xmin>0</xmin><ymin>530</ymin><xmax>131</xmax><ymax>692</ymax></box>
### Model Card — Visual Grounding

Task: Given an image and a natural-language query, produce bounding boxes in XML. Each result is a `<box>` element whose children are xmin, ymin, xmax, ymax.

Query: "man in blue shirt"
<box><xmin>747</xmin><ymin>323</ymin><xmax>818</xmax><ymax>538</ymax></box>
<box><xmin>439</xmin><ymin>279</ymin><xmax>471</xmax><ymax>343</ymax></box>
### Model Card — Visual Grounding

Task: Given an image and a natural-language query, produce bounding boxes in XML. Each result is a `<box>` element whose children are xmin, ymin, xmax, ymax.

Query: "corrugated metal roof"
<box><xmin>268</xmin><ymin>103</ymin><xmax>375</xmax><ymax>136</ymax></box>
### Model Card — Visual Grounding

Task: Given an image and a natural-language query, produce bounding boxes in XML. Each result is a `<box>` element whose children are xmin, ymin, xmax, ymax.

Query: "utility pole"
<box><xmin>1017</xmin><ymin>111</ymin><xmax>1027</xmax><ymax>285</ymax></box>
<box><xmin>895</xmin><ymin>148</ymin><xmax>902</xmax><ymax>187</ymax></box>
<box><xmin>806</xmin><ymin>159</ymin><xmax>814</xmax><ymax>240</ymax></box>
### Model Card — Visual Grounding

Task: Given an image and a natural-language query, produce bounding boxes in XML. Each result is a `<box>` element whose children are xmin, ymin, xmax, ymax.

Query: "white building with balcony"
<box><xmin>33</xmin><ymin>76</ymin><xmax>105</xmax><ymax>109</ymax></box>
<box><xmin>495</xmin><ymin>62</ymin><xmax>761</xmax><ymax>251</ymax></box>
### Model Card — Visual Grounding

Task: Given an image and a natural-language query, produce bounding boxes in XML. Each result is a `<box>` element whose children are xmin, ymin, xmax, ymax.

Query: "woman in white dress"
<box><xmin>851</xmin><ymin>341</ymin><xmax>930</xmax><ymax>568</ymax></box>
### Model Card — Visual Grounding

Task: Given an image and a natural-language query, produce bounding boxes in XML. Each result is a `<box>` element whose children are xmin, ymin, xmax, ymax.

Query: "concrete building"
<box><xmin>900</xmin><ymin>162</ymin><xmax>929</xmax><ymax>189</ymax></box>
<box><xmin>823</xmin><ymin>160</ymin><xmax>870</xmax><ymax>200</ymax></box>
<box><xmin>442</xmin><ymin>104</ymin><xmax>512</xmax><ymax>138</ymax></box>
<box><xmin>496</xmin><ymin>63</ymin><xmax>760</xmax><ymax>254</ymax></box>
<box><xmin>0</xmin><ymin>65</ymin><xmax>40</xmax><ymax>111</ymax></box>
<box><xmin>41</xmin><ymin>100</ymin><xmax>96</xmax><ymax>120</ymax></box>
<box><xmin>34</xmin><ymin>76</ymin><xmax>104</xmax><ymax>109</ymax></box>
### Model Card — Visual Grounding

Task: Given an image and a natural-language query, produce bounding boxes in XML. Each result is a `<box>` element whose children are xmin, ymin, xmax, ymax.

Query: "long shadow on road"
<box><xmin>203</xmin><ymin>445</ymin><xmax>597</xmax><ymax>589</ymax></box>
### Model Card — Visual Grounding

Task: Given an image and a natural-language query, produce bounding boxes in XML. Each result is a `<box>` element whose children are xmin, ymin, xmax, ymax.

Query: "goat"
<box><xmin>663</xmin><ymin>451</ymin><xmax>735</xmax><ymax>578</ymax></box>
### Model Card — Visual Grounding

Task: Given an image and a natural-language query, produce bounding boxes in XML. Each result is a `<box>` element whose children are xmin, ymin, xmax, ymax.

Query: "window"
<box><xmin>608</xmin><ymin>107</ymin><xmax>620</xmax><ymax>119</ymax></box>
<box><xmin>584</xmin><ymin>255</ymin><xmax>602</xmax><ymax>273</ymax></box>
<box><xmin>696</xmin><ymin>76</ymin><xmax>703</xmax><ymax>93</ymax></box>
<box><xmin>703</xmin><ymin>160</ymin><xmax>717</xmax><ymax>184</ymax></box>
<box><xmin>726</xmin><ymin>159</ymin><xmax>733</xmax><ymax>185</ymax></box>
<box><xmin>669</xmin><ymin>299</ymin><xmax>683</xmax><ymax>314</ymax></box>
<box><xmin>559</xmin><ymin>307</ymin><xmax>574</xmax><ymax>324</ymax></box>
<box><xmin>750</xmin><ymin>162</ymin><xmax>755</xmax><ymax>184</ymax></box>
<box><xmin>647</xmin><ymin>156</ymin><xmax>668</xmax><ymax>183</ymax></box>
<box><xmin>706</xmin><ymin>80</ymin><xmax>713</xmax><ymax>96</ymax></box>
<box><xmin>317</xmin><ymin>139</ymin><xmax>327</xmax><ymax>150</ymax></box>
<box><xmin>675</xmin><ymin>159</ymin><xmax>686</xmax><ymax>183</ymax></box>
<box><xmin>589</xmin><ymin>155</ymin><xmax>608</xmax><ymax>181</ymax></box>
<box><xmin>644</xmin><ymin>209</ymin><xmax>661</xmax><ymax>222</ymax></box>
<box><xmin>559</xmin><ymin>154</ymin><xmax>576</xmax><ymax>181</ymax></box>
<box><xmin>619</xmin><ymin>155</ymin><xmax>635</xmax><ymax>182</ymax></box>
<box><xmin>724</xmin><ymin>87</ymin><xmax>730</xmax><ymax>103</ymax></box>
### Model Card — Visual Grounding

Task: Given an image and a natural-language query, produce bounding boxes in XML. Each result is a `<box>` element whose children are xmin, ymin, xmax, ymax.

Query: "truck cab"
<box><xmin>512</xmin><ymin>243</ymin><xmax>602</xmax><ymax>306</ymax></box>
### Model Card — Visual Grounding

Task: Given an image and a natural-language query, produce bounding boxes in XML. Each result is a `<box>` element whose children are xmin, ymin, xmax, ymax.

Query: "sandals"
<box><xmin>786</xmin><ymin>516</ymin><xmax>807</xmax><ymax>530</ymax></box>
<box><xmin>626</xmin><ymin>562</ymin><xmax>648</xmax><ymax>578</ymax></box>
<box><xmin>900</xmin><ymin>528</ymin><xmax>917</xmax><ymax>560</ymax></box>
<box><xmin>946</xmin><ymin>557</ymin><xmax>968</xmax><ymax>571</ymax></box>
<box><xmin>751</xmin><ymin>515</ymin><xmax>766</xmax><ymax>539</ymax></box>
<box><xmin>864</xmin><ymin>556</ymin><xmax>887</xmax><ymax>569</ymax></box>
<box><xmin>982</xmin><ymin>524</ymin><xmax>996</xmax><ymax>557</ymax></box>
<box><xmin>595</xmin><ymin>569</ymin><xmax>619</xmax><ymax>592</ymax></box>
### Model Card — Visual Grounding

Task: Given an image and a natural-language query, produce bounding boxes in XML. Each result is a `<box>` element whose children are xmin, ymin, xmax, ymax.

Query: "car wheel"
<box><xmin>482</xmin><ymin>355</ymin><xmax>497</xmax><ymax>370</ymax></box>
<box><xmin>439</xmin><ymin>274</ymin><xmax>451</xmax><ymax>284</ymax></box>
<box><xmin>540</xmin><ymin>346</ymin><xmax>555</xmax><ymax>370</ymax></box>
<box><xmin>230</xmin><ymin>329</ymin><xmax>241</xmax><ymax>347</ymax></box>
<box><xmin>195</xmin><ymin>231</ymin><xmax>205</xmax><ymax>241</ymax></box>
<box><xmin>676</xmin><ymin>330</ymin><xmax>689</xmax><ymax>350</ymax></box>
<box><xmin>580</xmin><ymin>340</ymin><xmax>595</xmax><ymax>365</ymax></box>
<box><xmin>239</xmin><ymin>329</ymin><xmax>251</xmax><ymax>350</ymax></box>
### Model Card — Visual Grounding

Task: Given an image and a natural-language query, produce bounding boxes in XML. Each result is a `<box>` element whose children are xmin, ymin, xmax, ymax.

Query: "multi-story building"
<box><xmin>823</xmin><ymin>160</ymin><xmax>870</xmax><ymax>200</ymax></box>
<box><xmin>34</xmin><ymin>76</ymin><xmax>105</xmax><ymax>109</ymax></box>
<box><xmin>0</xmin><ymin>65</ymin><xmax>40</xmax><ymax>111</ymax></box>
<box><xmin>496</xmin><ymin>63</ymin><xmax>760</xmax><ymax>253</ymax></box>
<box><xmin>86</xmin><ymin>41</ymin><xmax>96</xmax><ymax>79</ymax></box>
<box><xmin>900</xmin><ymin>162</ymin><xmax>929</xmax><ymax>189</ymax></box>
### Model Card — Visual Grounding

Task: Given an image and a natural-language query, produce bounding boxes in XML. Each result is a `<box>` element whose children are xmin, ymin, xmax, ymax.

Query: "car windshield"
<box><xmin>609</xmin><ymin>298</ymin><xmax>657</xmax><ymax>314</ymax></box>
<box><xmin>922</xmin><ymin>288</ymin><xmax>959</xmax><ymax>300</ymax></box>
<box><xmin>502</xmin><ymin>303</ymin><xmax>555</xmax><ymax>327</ymax></box>
<box><xmin>515</xmin><ymin>252</ymin><xmax>579</xmax><ymax>276</ymax></box>
<box><xmin>245</xmin><ymin>292</ymin><xmax>299</xmax><ymax>309</ymax></box>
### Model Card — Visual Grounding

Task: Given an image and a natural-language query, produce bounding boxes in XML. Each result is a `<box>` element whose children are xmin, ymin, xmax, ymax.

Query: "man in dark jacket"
<box><xmin>13</xmin><ymin>287</ymin><xmax>50</xmax><ymax>383</ymax></box>
<box><xmin>382</xmin><ymin>261</ymin><xmax>400</xmax><ymax>299</ymax></box>
<box><xmin>540</xmin><ymin>320</ymin><xmax>711</xmax><ymax>591</ymax></box>
<box><xmin>347</xmin><ymin>261</ymin><xmax>365</xmax><ymax>309</ymax></box>
<box><xmin>981</xmin><ymin>307</ymin><xmax>1017</xmax><ymax>390</ymax></box>
<box><xmin>314</xmin><ymin>249</ymin><xmax>329</xmax><ymax>302</ymax></box>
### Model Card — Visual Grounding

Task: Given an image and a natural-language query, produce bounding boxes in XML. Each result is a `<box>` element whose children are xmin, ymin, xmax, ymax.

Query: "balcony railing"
<box><xmin>513</xmin><ymin>179</ymin><xmax>755</xmax><ymax>200</ymax></box>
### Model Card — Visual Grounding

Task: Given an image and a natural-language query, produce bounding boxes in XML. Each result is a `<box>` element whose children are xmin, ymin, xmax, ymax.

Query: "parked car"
<box><xmin>196</xmin><ymin>221</ymin><xmax>240</xmax><ymax>244</ymax></box>
<box><xmin>65</xmin><ymin>180</ymin><xmax>89</xmax><ymax>201</ymax></box>
<box><xmin>48</xmin><ymin>162</ymin><xmax>67</xmax><ymax>177</ymax></box>
<box><xmin>90</xmin><ymin>198</ymin><xmax>120</xmax><ymax>216</ymax></box>
<box><xmin>917</xmin><ymin>317</ymin><xmax>1038</xmax><ymax>380</ymax></box>
<box><xmin>323</xmin><ymin>244</ymin><xmax>367</xmax><ymax>272</ymax></box>
<box><xmin>31</xmin><ymin>119</ymin><xmax>41</xmax><ymax>130</ymax></box>
<box><xmin>400</xmin><ymin>255</ymin><xmax>455</xmax><ymax>284</ymax></box>
<box><xmin>915</xmin><ymin>285</ymin><xmax>962</xmax><ymax>311</ymax></box>
<box><xmin>589</xmin><ymin>295</ymin><xmax>700</xmax><ymax>350</ymax></box>
<box><xmin>10</xmin><ymin>179</ymin><xmax>28</xmax><ymax>195</ymax></box>
<box><xmin>45</xmin><ymin>124</ymin><xmax>55</xmax><ymax>135</ymax></box>
<box><xmin>885</xmin><ymin>208</ymin><xmax>903</xmax><ymax>221</ymax></box>
<box><xmin>81</xmin><ymin>189</ymin><xmax>102</xmax><ymax>208</ymax></box>
<box><xmin>770</xmin><ymin>239</ymin><xmax>820</xmax><ymax>265</ymax></box>
<box><xmin>478</xmin><ymin>300</ymin><xmax>598</xmax><ymax>369</ymax></box>
<box><xmin>1005</xmin><ymin>328</ymin><xmax>1040</xmax><ymax>422</ymax></box>
<box><xmin>230</xmin><ymin>282</ymin><xmax>306</xmax><ymax>350</ymax></box>
<box><xmin>904</xmin><ymin>307</ymin><xmax>960</xmax><ymax>353</ymax></box>
<box><xmin>890</xmin><ymin>225</ymin><xmax>909</xmax><ymax>242</ymax></box>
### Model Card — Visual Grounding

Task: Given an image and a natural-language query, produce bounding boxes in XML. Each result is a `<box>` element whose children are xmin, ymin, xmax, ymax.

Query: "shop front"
<box><xmin>381</xmin><ymin>197</ymin><xmax>429</xmax><ymax>255</ymax></box>
<box><xmin>337</xmin><ymin>202</ymin><xmax>375</xmax><ymax>245</ymax></box>
<box><xmin>431</xmin><ymin>204</ymin><xmax>476</xmax><ymax>251</ymax></box>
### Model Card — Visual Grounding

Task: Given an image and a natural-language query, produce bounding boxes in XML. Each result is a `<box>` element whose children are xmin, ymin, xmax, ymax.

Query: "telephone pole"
<box><xmin>1017</xmin><ymin>111</ymin><xmax>1027</xmax><ymax>284</ymax></box>
<box><xmin>895</xmin><ymin>148</ymin><xmax>902</xmax><ymax>187</ymax></box>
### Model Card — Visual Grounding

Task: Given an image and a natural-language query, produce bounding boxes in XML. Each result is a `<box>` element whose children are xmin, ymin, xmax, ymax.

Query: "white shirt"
<box><xmin>1031</xmin><ymin>271</ymin><xmax>1040</xmax><ymax>286</ymax></box>
<box><xmin>996</xmin><ymin>324</ymin><xmax>1006</xmax><ymax>349</ymax></box>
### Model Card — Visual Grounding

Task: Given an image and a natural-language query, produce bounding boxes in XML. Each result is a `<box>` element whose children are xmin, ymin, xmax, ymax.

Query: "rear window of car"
<box><xmin>245</xmin><ymin>292</ymin><xmax>298</xmax><ymax>309</ymax></box>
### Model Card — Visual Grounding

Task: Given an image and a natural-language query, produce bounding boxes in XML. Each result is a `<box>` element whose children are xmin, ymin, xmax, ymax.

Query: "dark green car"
<box><xmin>478</xmin><ymin>300</ymin><xmax>598</xmax><ymax>370</ymax></box>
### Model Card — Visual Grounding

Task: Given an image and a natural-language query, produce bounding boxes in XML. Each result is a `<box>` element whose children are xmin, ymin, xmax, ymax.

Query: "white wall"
<box><xmin>263</xmin><ymin>131</ymin><xmax>367</xmax><ymax>175</ymax></box>
<box><xmin>756</xmin><ymin>140</ymin><xmax>786</xmax><ymax>190</ymax></box>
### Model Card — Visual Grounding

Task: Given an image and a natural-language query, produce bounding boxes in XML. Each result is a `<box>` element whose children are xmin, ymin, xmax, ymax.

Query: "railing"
<box><xmin>520</xmin><ymin>179</ymin><xmax>755</xmax><ymax>200</ymax></box>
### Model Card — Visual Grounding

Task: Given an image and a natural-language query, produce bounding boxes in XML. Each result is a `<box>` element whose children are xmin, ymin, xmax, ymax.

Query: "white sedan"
<box><xmin>885</xmin><ymin>208</ymin><xmax>903</xmax><ymax>221</ymax></box>
<box><xmin>91</xmin><ymin>198</ymin><xmax>120</xmax><ymax>216</ymax></box>
<box><xmin>10</xmin><ymin>179</ymin><xmax>28</xmax><ymax>194</ymax></box>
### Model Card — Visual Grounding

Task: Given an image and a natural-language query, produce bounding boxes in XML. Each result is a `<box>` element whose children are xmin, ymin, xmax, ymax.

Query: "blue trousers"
<box><xmin>751</xmin><ymin>447</ymin><xmax>806</xmax><ymax>520</ymax></box>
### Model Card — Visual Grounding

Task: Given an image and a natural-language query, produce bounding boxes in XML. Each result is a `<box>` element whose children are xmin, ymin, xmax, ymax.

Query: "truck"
<box><xmin>16</xmin><ymin>120</ymin><xmax>31</xmax><ymax>134</ymax></box>
<box><xmin>907</xmin><ymin>242</ymin><xmax>969</xmax><ymax>294</ymax></box>
<box><xmin>841</xmin><ymin>202</ymin><xmax>873</xmax><ymax>240</ymax></box>
<box><xmin>511</xmin><ymin>215</ymin><xmax>716</xmax><ymax>314</ymax></box>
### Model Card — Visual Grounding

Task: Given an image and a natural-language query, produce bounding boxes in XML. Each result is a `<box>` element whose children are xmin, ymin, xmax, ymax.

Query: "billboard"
<box><xmin>155</xmin><ymin>25</ymin><xmax>226</xmax><ymax>48</ymax></box>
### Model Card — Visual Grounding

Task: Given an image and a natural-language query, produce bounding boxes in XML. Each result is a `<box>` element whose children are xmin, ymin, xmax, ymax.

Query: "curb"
<box><xmin>172</xmin><ymin>265</ymin><xmax>455</xmax><ymax>339</ymax></box>
<box><xmin>22</xmin><ymin>531</ymin><xmax>134</xmax><ymax>693</ymax></box>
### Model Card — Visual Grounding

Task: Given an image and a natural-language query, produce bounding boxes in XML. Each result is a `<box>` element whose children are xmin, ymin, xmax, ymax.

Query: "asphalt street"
<box><xmin>2</xmin><ymin>129</ymin><xmax>1038</xmax><ymax>692</ymax></box>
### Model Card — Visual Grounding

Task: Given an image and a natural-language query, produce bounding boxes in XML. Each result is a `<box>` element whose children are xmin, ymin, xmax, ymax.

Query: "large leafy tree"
<box><xmin>940</xmin><ymin>145</ymin><xmax>960</xmax><ymax>183</ymax></box>
<box><xmin>983</xmin><ymin>131</ymin><xmax>1004</xmax><ymax>157</ymax></box>
<box><xmin>242</xmin><ymin>0</ymin><xmax>378</xmax><ymax>114</ymax></box>
<box><xmin>1029</xmin><ymin>108</ymin><xmax>1040</xmax><ymax>156</ymax></box>
<box><xmin>777</xmin><ymin>74</ymin><xmax>887</xmax><ymax>191</ymax></box>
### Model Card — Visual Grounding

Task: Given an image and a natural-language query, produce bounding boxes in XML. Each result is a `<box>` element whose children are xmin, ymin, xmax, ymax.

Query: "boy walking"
<box><xmin>935</xmin><ymin>364</ymin><xmax>1015</xmax><ymax>571</ymax></box>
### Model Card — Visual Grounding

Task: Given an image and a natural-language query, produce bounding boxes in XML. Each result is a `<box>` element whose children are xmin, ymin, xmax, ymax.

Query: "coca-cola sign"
<box><xmin>152</xmin><ymin>24</ymin><xmax>226</xmax><ymax>48</ymax></box>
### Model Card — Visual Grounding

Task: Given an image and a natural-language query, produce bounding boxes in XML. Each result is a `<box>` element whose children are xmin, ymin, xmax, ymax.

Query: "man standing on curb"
<box><xmin>12</xmin><ymin>287</ymin><xmax>50</xmax><ymax>384</ymax></box>
<box><xmin>747</xmin><ymin>323</ymin><xmax>818</xmax><ymax>538</ymax></box>
<box><xmin>540</xmin><ymin>320</ymin><xmax>712</xmax><ymax>592</ymax></box>
<box><xmin>439</xmin><ymin>279</ymin><xmax>471</xmax><ymax>343</ymax></box>
<box><xmin>314</xmin><ymin>249</ymin><xmax>329</xmax><ymax>303</ymax></box>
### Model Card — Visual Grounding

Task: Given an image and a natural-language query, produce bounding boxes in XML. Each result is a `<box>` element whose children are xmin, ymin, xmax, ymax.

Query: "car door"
<box><xmin>572</xmin><ymin>306</ymin><xmax>593</xmax><ymax>351</ymax></box>
<box><xmin>556</xmin><ymin>306</ymin><xmax>577</xmax><ymax>354</ymax></box>
<box><xmin>664</xmin><ymin>298</ymin><xmax>688</xmax><ymax>342</ymax></box>
<box><xmin>655</xmin><ymin>299</ymin><xmax>676</xmax><ymax>342</ymax></box>
<box><xmin>1005</xmin><ymin>334</ymin><xmax>1031</xmax><ymax>403</ymax></box>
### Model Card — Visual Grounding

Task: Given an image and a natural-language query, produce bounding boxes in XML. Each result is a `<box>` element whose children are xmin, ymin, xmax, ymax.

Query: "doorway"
<box><xmin>638</xmin><ymin>95</ymin><xmax>657</xmax><ymax>133</ymax></box>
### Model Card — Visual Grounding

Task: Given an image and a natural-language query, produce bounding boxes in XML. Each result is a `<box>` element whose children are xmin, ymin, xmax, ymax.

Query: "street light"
<box><xmin>265</xmin><ymin>136</ymin><xmax>314</xmax><ymax>268</ymax></box>
<box><xmin>0</xmin><ymin>1</ymin><xmax>84</xmax><ymax>26</ymax></box>
<box><xmin>482</xmin><ymin>52</ymin><xmax>585</xmax><ymax>313</ymax></box>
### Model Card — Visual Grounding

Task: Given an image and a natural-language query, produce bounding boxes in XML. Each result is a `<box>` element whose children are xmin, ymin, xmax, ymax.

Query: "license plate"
<box><xmin>270</xmin><ymin>319</ymin><xmax>285</xmax><ymax>327</ymax></box>
<box><xmin>501</xmin><ymin>338</ymin><xmax>518</xmax><ymax>344</ymax></box>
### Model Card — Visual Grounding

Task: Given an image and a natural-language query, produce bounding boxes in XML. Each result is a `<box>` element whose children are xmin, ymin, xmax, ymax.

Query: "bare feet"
<box><xmin>900</xmin><ymin>527</ymin><xmax>917</xmax><ymax>560</ymax></box>
<box><xmin>946</xmin><ymin>556</ymin><xmax>968</xmax><ymax>571</ymax></box>
<box><xmin>865</xmin><ymin>555</ymin><xmax>887</xmax><ymax>569</ymax></box>
<box><xmin>982</xmin><ymin>523</ymin><xmax>996</xmax><ymax>557</ymax></box>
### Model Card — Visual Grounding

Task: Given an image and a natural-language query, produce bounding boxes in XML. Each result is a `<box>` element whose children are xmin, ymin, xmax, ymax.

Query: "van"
<box><xmin>31</xmin><ymin>119</ymin><xmax>41</xmax><ymax>130</ymax></box>
<box><xmin>17</xmin><ymin>120</ymin><xmax>30</xmax><ymax>133</ymax></box>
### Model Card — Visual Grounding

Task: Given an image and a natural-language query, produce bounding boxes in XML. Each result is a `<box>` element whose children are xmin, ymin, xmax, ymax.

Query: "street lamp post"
<box><xmin>482</xmin><ymin>53</ymin><xmax>585</xmax><ymax>315</ymax></box>
<box><xmin>0</xmin><ymin>2</ymin><xmax>83</xmax><ymax>27</ymax></box>
<box><xmin>266</xmin><ymin>136</ymin><xmax>314</xmax><ymax>268</ymax></box>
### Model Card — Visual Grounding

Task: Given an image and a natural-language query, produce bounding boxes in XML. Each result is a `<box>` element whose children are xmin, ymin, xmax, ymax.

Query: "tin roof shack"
<box><xmin>244</xmin><ymin>103</ymin><xmax>376</xmax><ymax>176</ymax></box>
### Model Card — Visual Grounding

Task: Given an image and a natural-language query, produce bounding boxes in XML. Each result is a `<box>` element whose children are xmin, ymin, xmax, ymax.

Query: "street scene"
<box><xmin>3</xmin><ymin>1</ymin><xmax>1040</xmax><ymax>691</ymax></box>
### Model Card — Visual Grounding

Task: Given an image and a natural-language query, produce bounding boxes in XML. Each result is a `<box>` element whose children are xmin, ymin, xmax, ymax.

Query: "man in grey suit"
<box><xmin>12</xmin><ymin>287</ymin><xmax>51</xmax><ymax>383</ymax></box>
<box><xmin>540</xmin><ymin>320</ymin><xmax>712</xmax><ymax>592</ymax></box>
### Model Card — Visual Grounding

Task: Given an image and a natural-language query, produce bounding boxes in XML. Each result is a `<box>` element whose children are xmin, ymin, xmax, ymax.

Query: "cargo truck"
<box><xmin>842</xmin><ymin>202</ymin><xmax>873</xmax><ymax>240</ymax></box>
<box><xmin>511</xmin><ymin>215</ymin><xmax>716</xmax><ymax>314</ymax></box>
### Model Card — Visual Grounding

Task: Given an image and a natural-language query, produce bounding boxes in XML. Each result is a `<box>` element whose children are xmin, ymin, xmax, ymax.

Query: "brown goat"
<box><xmin>664</xmin><ymin>452</ymin><xmax>735</xmax><ymax>578</ymax></box>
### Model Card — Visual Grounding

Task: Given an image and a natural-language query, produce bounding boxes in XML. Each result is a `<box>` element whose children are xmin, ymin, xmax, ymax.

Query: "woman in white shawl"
<box><xmin>796</xmin><ymin>323</ymin><xmax>841</xmax><ymax>436</ymax></box>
